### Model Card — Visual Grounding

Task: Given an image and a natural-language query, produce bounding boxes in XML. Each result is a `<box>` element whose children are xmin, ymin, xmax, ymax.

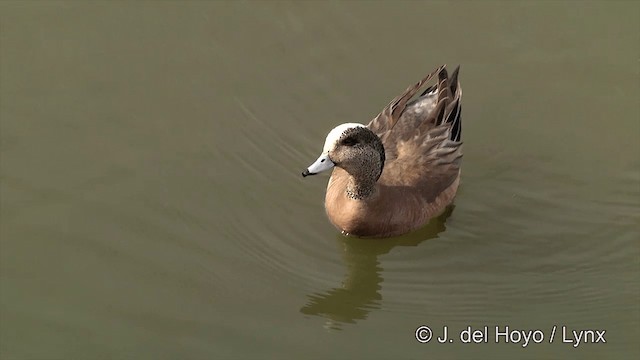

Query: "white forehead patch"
<box><xmin>322</xmin><ymin>123</ymin><xmax>365</xmax><ymax>153</ymax></box>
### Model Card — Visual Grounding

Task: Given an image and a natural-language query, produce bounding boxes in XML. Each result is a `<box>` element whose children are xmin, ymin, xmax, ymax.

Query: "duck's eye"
<box><xmin>342</xmin><ymin>137</ymin><xmax>358</xmax><ymax>147</ymax></box>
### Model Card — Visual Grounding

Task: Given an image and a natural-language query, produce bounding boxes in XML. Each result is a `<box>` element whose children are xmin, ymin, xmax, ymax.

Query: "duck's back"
<box><xmin>371</xmin><ymin>66</ymin><xmax>463</xmax><ymax>202</ymax></box>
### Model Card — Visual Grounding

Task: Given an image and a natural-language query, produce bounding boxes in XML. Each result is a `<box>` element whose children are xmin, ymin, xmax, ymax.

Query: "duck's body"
<box><xmin>303</xmin><ymin>65</ymin><xmax>463</xmax><ymax>238</ymax></box>
<box><xmin>325</xmin><ymin>168</ymin><xmax>460</xmax><ymax>237</ymax></box>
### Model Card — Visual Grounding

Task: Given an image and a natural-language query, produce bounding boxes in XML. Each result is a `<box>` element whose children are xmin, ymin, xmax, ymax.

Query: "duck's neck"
<box><xmin>342</xmin><ymin>138</ymin><xmax>385</xmax><ymax>201</ymax></box>
<box><xmin>345</xmin><ymin>173</ymin><xmax>378</xmax><ymax>200</ymax></box>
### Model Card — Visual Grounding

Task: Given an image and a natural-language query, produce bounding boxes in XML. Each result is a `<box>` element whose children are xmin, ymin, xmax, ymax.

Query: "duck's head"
<box><xmin>302</xmin><ymin>123</ymin><xmax>385</xmax><ymax>181</ymax></box>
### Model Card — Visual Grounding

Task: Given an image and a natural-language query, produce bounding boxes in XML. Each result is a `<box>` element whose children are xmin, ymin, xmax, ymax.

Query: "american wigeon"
<box><xmin>303</xmin><ymin>65</ymin><xmax>462</xmax><ymax>238</ymax></box>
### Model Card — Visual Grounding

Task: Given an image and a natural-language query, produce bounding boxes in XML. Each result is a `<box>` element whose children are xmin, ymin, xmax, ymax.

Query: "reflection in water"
<box><xmin>300</xmin><ymin>207</ymin><xmax>454</xmax><ymax>329</ymax></box>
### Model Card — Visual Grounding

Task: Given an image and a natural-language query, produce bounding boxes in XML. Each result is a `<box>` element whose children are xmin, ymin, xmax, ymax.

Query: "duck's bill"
<box><xmin>302</xmin><ymin>153</ymin><xmax>335</xmax><ymax>177</ymax></box>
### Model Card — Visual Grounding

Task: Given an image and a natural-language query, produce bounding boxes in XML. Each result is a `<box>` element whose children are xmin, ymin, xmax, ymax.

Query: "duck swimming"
<box><xmin>302</xmin><ymin>65</ymin><xmax>462</xmax><ymax>238</ymax></box>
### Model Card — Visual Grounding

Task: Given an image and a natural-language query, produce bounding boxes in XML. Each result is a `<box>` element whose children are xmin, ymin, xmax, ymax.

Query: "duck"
<box><xmin>302</xmin><ymin>65</ymin><xmax>463</xmax><ymax>238</ymax></box>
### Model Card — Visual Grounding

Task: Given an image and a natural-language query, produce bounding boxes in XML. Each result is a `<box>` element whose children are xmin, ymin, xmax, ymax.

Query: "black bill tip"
<box><xmin>302</xmin><ymin>169</ymin><xmax>314</xmax><ymax>177</ymax></box>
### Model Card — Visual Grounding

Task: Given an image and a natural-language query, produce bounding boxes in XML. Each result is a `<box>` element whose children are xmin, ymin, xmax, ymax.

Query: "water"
<box><xmin>1</xmin><ymin>1</ymin><xmax>638</xmax><ymax>359</ymax></box>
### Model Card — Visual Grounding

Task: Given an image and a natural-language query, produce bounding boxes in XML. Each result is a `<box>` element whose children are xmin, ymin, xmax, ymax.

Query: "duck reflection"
<box><xmin>300</xmin><ymin>207</ymin><xmax>454</xmax><ymax>329</ymax></box>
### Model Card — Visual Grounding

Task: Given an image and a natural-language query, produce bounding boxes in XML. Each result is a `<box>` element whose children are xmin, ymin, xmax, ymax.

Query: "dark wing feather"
<box><xmin>366</xmin><ymin>65</ymin><xmax>445</xmax><ymax>136</ymax></box>
<box><xmin>375</xmin><ymin>65</ymin><xmax>464</xmax><ymax>197</ymax></box>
